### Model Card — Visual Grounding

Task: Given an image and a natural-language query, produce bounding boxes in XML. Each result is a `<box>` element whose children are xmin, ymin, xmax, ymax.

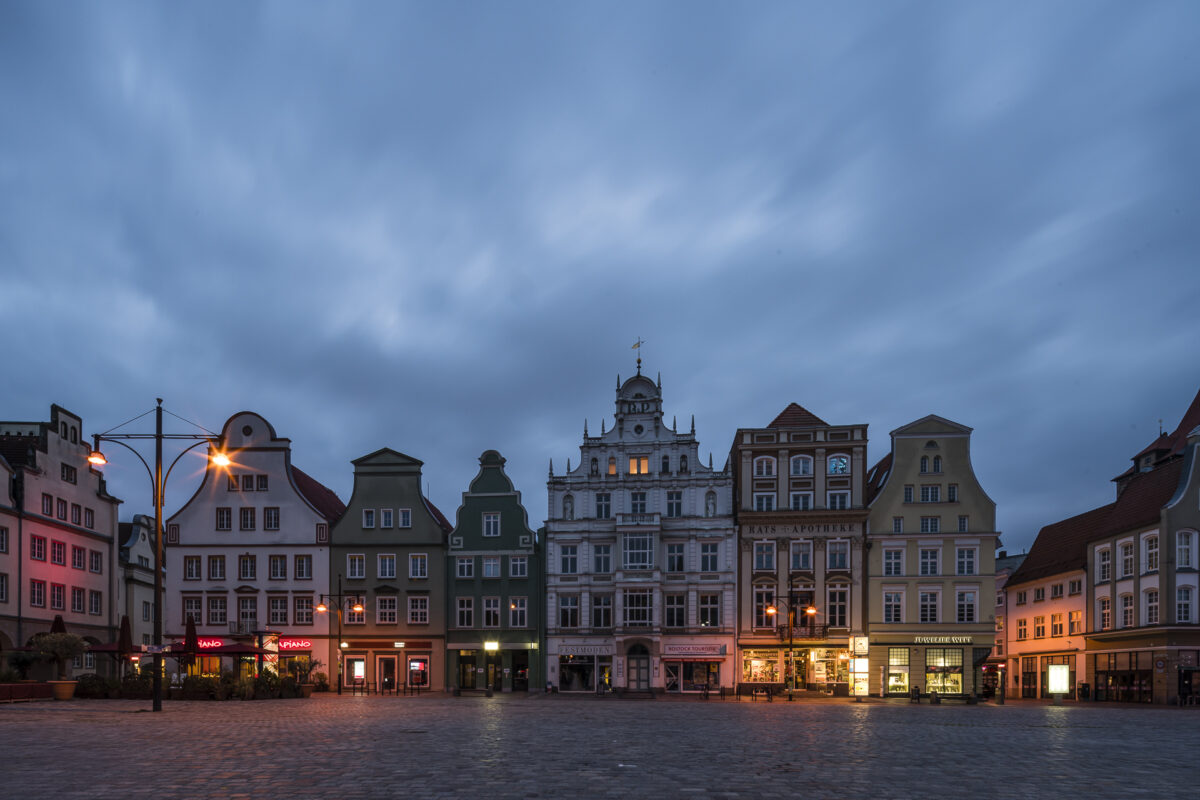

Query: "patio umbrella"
<box><xmin>49</xmin><ymin>614</ymin><xmax>67</xmax><ymax>634</ymax></box>
<box><xmin>117</xmin><ymin>615</ymin><xmax>134</xmax><ymax>676</ymax></box>
<box><xmin>179</xmin><ymin>614</ymin><xmax>199</xmax><ymax>670</ymax></box>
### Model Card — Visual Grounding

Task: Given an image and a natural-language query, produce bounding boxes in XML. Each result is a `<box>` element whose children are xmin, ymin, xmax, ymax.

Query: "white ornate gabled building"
<box><xmin>545</xmin><ymin>367</ymin><xmax>735</xmax><ymax>694</ymax></box>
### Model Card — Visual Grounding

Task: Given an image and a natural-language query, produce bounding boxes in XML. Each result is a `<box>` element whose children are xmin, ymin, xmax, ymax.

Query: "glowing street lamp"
<box><xmin>316</xmin><ymin>581</ymin><xmax>365</xmax><ymax>695</ymax></box>
<box><xmin>766</xmin><ymin>595</ymin><xmax>818</xmax><ymax>699</ymax></box>
<box><xmin>86</xmin><ymin>399</ymin><xmax>229</xmax><ymax>712</ymax></box>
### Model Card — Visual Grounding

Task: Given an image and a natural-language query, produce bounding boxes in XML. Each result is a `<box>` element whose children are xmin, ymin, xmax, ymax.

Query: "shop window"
<box><xmin>887</xmin><ymin>647</ymin><xmax>909</xmax><ymax>695</ymax></box>
<box><xmin>925</xmin><ymin>648</ymin><xmax>964</xmax><ymax>695</ymax></box>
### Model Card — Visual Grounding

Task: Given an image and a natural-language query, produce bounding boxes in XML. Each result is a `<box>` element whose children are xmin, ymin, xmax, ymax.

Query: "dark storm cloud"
<box><xmin>2</xmin><ymin>1</ymin><xmax>1198</xmax><ymax>547</ymax></box>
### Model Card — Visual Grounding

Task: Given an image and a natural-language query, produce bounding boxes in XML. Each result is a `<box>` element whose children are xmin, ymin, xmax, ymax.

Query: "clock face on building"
<box><xmin>828</xmin><ymin>456</ymin><xmax>849</xmax><ymax>475</ymax></box>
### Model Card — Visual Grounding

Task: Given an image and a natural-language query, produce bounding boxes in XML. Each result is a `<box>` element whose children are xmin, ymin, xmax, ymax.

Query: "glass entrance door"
<box><xmin>664</xmin><ymin>662</ymin><xmax>680</xmax><ymax>692</ymax></box>
<box><xmin>377</xmin><ymin>656</ymin><xmax>397</xmax><ymax>694</ymax></box>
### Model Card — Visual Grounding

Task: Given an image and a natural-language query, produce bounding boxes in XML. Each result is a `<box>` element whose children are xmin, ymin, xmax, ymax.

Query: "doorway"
<box><xmin>377</xmin><ymin>655</ymin><xmax>397</xmax><ymax>694</ymax></box>
<box><xmin>627</xmin><ymin>644</ymin><xmax>650</xmax><ymax>691</ymax></box>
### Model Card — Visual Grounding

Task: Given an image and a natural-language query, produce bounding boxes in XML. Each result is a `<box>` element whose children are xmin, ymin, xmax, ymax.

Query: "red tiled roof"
<box><xmin>865</xmin><ymin>452</ymin><xmax>892</xmax><ymax>505</ymax></box>
<box><xmin>422</xmin><ymin>496</ymin><xmax>452</xmax><ymax>532</ymax></box>
<box><xmin>290</xmin><ymin>466</ymin><xmax>346</xmax><ymax>522</ymax></box>
<box><xmin>767</xmin><ymin>403</ymin><xmax>828</xmax><ymax>429</ymax></box>
<box><xmin>1118</xmin><ymin>386</ymin><xmax>1200</xmax><ymax>480</ymax></box>
<box><xmin>1010</xmin><ymin>459</ymin><xmax>1184</xmax><ymax>587</ymax></box>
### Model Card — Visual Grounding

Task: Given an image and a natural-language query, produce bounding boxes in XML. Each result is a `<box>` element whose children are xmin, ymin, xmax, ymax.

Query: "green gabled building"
<box><xmin>445</xmin><ymin>450</ymin><xmax>544</xmax><ymax>693</ymax></box>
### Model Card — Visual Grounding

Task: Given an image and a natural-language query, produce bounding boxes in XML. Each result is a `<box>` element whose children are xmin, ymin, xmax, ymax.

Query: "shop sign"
<box><xmin>560</xmin><ymin>645</ymin><xmax>612</xmax><ymax>656</ymax></box>
<box><xmin>197</xmin><ymin>638</ymin><xmax>224</xmax><ymax>648</ymax></box>
<box><xmin>852</xmin><ymin>675</ymin><xmax>870</xmax><ymax>697</ymax></box>
<box><xmin>914</xmin><ymin>636</ymin><xmax>973</xmax><ymax>644</ymax></box>
<box><xmin>663</xmin><ymin>644</ymin><xmax>726</xmax><ymax>656</ymax></box>
<box><xmin>745</xmin><ymin>523</ymin><xmax>860</xmax><ymax>536</ymax></box>
<box><xmin>849</xmin><ymin>636</ymin><xmax>869</xmax><ymax>656</ymax></box>
<box><xmin>278</xmin><ymin>639</ymin><xmax>312</xmax><ymax>650</ymax></box>
<box><xmin>1047</xmin><ymin>664</ymin><xmax>1071</xmax><ymax>694</ymax></box>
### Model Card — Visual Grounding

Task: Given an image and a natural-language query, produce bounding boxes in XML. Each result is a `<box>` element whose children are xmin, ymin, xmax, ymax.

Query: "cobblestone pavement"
<box><xmin>1</xmin><ymin>694</ymin><xmax>1195</xmax><ymax>799</ymax></box>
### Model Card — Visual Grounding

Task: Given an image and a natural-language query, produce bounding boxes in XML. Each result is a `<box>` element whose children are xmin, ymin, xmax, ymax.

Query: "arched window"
<box><xmin>827</xmin><ymin>454</ymin><xmax>850</xmax><ymax>475</ymax></box>
<box><xmin>791</xmin><ymin>455</ymin><xmax>813</xmax><ymax>476</ymax></box>
<box><xmin>70</xmin><ymin>426</ymin><xmax>78</xmax><ymax>444</ymax></box>
<box><xmin>662</xmin><ymin>455</ymin><xmax>670</xmax><ymax>474</ymax></box>
<box><xmin>754</xmin><ymin>456</ymin><xmax>776</xmax><ymax>477</ymax></box>
<box><xmin>60</xmin><ymin>422</ymin><xmax>68</xmax><ymax>438</ymax></box>
<box><xmin>933</xmin><ymin>456</ymin><xmax>942</xmax><ymax>473</ymax></box>
<box><xmin>590</xmin><ymin>458</ymin><xmax>598</xmax><ymax>476</ymax></box>
<box><xmin>607</xmin><ymin>457</ymin><xmax>616</xmax><ymax>476</ymax></box>
<box><xmin>920</xmin><ymin>456</ymin><xmax>929</xmax><ymax>473</ymax></box>
<box><xmin>680</xmin><ymin>455</ymin><xmax>688</xmax><ymax>472</ymax></box>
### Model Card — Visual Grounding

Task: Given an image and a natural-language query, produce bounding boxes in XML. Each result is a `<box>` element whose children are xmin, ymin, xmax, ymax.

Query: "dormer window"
<box><xmin>754</xmin><ymin>456</ymin><xmax>776</xmax><ymax>477</ymax></box>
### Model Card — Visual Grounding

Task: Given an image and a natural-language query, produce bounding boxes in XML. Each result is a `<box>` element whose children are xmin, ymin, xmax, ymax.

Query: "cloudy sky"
<box><xmin>2</xmin><ymin>1</ymin><xmax>1198</xmax><ymax>552</ymax></box>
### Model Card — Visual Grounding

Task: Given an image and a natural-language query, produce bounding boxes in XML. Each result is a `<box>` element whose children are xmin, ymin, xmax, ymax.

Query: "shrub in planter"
<box><xmin>314</xmin><ymin>671</ymin><xmax>330</xmax><ymax>692</ymax></box>
<box><xmin>236</xmin><ymin>677</ymin><xmax>256</xmax><ymax>701</ymax></box>
<box><xmin>0</xmin><ymin>667</ymin><xmax>21</xmax><ymax>684</ymax></box>
<box><xmin>181</xmin><ymin>675</ymin><xmax>218</xmax><ymax>700</ymax></box>
<box><xmin>280</xmin><ymin>676</ymin><xmax>300</xmax><ymax>698</ymax></box>
<box><xmin>7</xmin><ymin>650</ymin><xmax>45</xmax><ymax>680</ymax></box>
<box><xmin>253</xmin><ymin>672</ymin><xmax>281</xmax><ymax>699</ymax></box>
<box><xmin>32</xmin><ymin>632</ymin><xmax>87</xmax><ymax>680</ymax></box>
<box><xmin>215</xmin><ymin>671</ymin><xmax>239</xmax><ymax>700</ymax></box>
<box><xmin>120</xmin><ymin>672</ymin><xmax>153</xmax><ymax>699</ymax></box>
<box><xmin>75</xmin><ymin>673</ymin><xmax>120</xmax><ymax>699</ymax></box>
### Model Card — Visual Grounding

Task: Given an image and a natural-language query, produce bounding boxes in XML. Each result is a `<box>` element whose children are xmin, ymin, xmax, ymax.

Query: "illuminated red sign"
<box><xmin>197</xmin><ymin>638</ymin><xmax>224</xmax><ymax>648</ymax></box>
<box><xmin>278</xmin><ymin>639</ymin><xmax>313</xmax><ymax>650</ymax></box>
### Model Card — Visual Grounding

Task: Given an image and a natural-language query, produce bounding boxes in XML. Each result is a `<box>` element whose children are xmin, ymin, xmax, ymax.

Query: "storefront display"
<box><xmin>925</xmin><ymin>648</ymin><xmax>964</xmax><ymax>695</ymax></box>
<box><xmin>741</xmin><ymin>649</ymin><xmax>779</xmax><ymax>683</ymax></box>
<box><xmin>887</xmin><ymin>647</ymin><xmax>910</xmax><ymax>694</ymax></box>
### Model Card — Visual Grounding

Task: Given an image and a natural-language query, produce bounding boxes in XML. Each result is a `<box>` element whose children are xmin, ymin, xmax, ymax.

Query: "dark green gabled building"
<box><xmin>445</xmin><ymin>450</ymin><xmax>544</xmax><ymax>693</ymax></box>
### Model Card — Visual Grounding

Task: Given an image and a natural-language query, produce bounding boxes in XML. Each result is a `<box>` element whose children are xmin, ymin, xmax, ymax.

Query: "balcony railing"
<box><xmin>230</xmin><ymin>620</ymin><xmax>258</xmax><ymax>635</ymax></box>
<box><xmin>618</xmin><ymin>512</ymin><xmax>660</xmax><ymax>526</ymax></box>
<box><xmin>775</xmin><ymin>625</ymin><xmax>830</xmax><ymax>641</ymax></box>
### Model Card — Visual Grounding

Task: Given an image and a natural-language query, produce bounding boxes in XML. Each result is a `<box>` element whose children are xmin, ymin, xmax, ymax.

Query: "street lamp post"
<box><xmin>767</xmin><ymin>592</ymin><xmax>817</xmax><ymax>701</ymax></box>
<box><xmin>316</xmin><ymin>581</ymin><xmax>364</xmax><ymax>695</ymax></box>
<box><xmin>87</xmin><ymin>399</ymin><xmax>228</xmax><ymax>712</ymax></box>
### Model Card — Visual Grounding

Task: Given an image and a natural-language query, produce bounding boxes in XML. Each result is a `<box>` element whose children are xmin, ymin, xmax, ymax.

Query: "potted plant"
<box><xmin>7</xmin><ymin>650</ymin><xmax>44</xmax><ymax>681</ymax></box>
<box><xmin>289</xmin><ymin>659</ymin><xmax>323</xmax><ymax>698</ymax></box>
<box><xmin>32</xmin><ymin>632</ymin><xmax>87</xmax><ymax>700</ymax></box>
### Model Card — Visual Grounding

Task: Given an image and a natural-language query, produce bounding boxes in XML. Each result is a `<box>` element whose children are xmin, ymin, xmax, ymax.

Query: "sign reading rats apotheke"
<box><xmin>914</xmin><ymin>636</ymin><xmax>974</xmax><ymax>644</ymax></box>
<box><xmin>745</xmin><ymin>523</ymin><xmax>861</xmax><ymax>535</ymax></box>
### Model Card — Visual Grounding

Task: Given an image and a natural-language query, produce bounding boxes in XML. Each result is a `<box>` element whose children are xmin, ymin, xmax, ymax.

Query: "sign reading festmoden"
<box><xmin>914</xmin><ymin>636</ymin><xmax>973</xmax><ymax>644</ymax></box>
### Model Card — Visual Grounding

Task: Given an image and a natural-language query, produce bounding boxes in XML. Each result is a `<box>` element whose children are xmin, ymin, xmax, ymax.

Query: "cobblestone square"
<box><xmin>1</xmin><ymin>695</ymin><xmax>1194</xmax><ymax>799</ymax></box>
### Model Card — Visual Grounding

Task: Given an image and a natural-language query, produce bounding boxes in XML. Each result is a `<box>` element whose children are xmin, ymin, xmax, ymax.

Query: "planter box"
<box><xmin>48</xmin><ymin>680</ymin><xmax>77</xmax><ymax>701</ymax></box>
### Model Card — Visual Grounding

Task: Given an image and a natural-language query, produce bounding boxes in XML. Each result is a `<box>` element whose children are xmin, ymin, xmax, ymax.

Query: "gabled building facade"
<box><xmin>732</xmin><ymin>403</ymin><xmax>868</xmax><ymax>694</ymax></box>
<box><xmin>445</xmin><ymin>450</ymin><xmax>543</xmax><ymax>693</ymax></box>
<box><xmin>165</xmin><ymin>411</ymin><xmax>344</xmax><ymax>679</ymax></box>
<box><xmin>546</xmin><ymin>369</ymin><xmax>736</xmax><ymax>694</ymax></box>
<box><xmin>117</xmin><ymin>514</ymin><xmax>157</xmax><ymax>652</ymax></box>
<box><xmin>0</xmin><ymin>405</ymin><xmax>121</xmax><ymax>676</ymax></box>
<box><xmin>865</xmin><ymin>415</ymin><xmax>998</xmax><ymax>698</ymax></box>
<box><xmin>330</xmin><ymin>448</ymin><xmax>451</xmax><ymax>693</ymax></box>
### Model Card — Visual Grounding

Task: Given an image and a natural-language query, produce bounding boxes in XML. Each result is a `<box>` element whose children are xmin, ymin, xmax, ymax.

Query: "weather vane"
<box><xmin>632</xmin><ymin>337</ymin><xmax>647</xmax><ymax>374</ymax></box>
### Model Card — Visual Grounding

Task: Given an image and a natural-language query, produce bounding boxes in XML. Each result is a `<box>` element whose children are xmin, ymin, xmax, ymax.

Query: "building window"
<box><xmin>483</xmin><ymin>556</ymin><xmax>500</xmax><ymax>578</ymax></box>
<box><xmin>264</xmin><ymin>507</ymin><xmax>280</xmax><ymax>531</ymax></box>
<box><xmin>892</xmin><ymin>517</ymin><xmax>903</xmax><ymax>533</ymax></box>
<box><xmin>269</xmin><ymin>597</ymin><xmax>288</xmax><ymax>626</ymax></box>
<box><xmin>377</xmin><ymin>554</ymin><xmax>396</xmax><ymax>579</ymax></box>
<box><xmin>457</xmin><ymin>597</ymin><xmax>475</xmax><ymax>628</ymax></box>
<box><xmin>41</xmin><ymin>493</ymin><xmax>52</xmax><ymax>515</ymax></box>
<box><xmin>827</xmin><ymin>491</ymin><xmax>849</xmax><ymax>510</ymax></box>
<box><xmin>920</xmin><ymin>517</ymin><xmax>940</xmax><ymax>533</ymax></box>
<box><xmin>623</xmin><ymin>534</ymin><xmax>652</xmax><ymax>569</ymax></box>
<box><xmin>408</xmin><ymin>596</ymin><xmax>428</xmax><ymax>625</ymax></box>
<box><xmin>883</xmin><ymin>549</ymin><xmax>903</xmax><ymax>576</ymax></box>
<box><xmin>71</xmin><ymin>504</ymin><xmax>81</xmax><ymax>525</ymax></box>
<box><xmin>181</xmin><ymin>596</ymin><xmax>202</xmax><ymax>624</ymax></box>
<box><xmin>920</xmin><ymin>485</ymin><xmax>941</xmax><ymax>503</ymax></box>
<box><xmin>295</xmin><ymin>555</ymin><xmax>312</xmax><ymax>580</ymax></box>
<box><xmin>933</xmin><ymin>456</ymin><xmax>943</xmax><ymax>473</ymax></box>
<box><xmin>560</xmin><ymin>545</ymin><xmax>578</xmax><ymax>574</ymax></box>
<box><xmin>1068</xmin><ymin>610</ymin><xmax>1082</xmax><ymax>634</ymax></box>
<box><xmin>595</xmin><ymin>493</ymin><xmax>611</xmax><ymax>519</ymax></box>
<box><xmin>1120</xmin><ymin>594</ymin><xmax>1134</xmax><ymax>628</ymax></box>
<box><xmin>1178</xmin><ymin>531</ymin><xmax>1195</xmax><ymax>569</ymax></box>
<box><xmin>84</xmin><ymin>508</ymin><xmax>94</xmax><ymax>528</ymax></box>
<box><xmin>754</xmin><ymin>588</ymin><xmax>775</xmax><ymax>628</ymax></box>
<box><xmin>665</xmin><ymin>594</ymin><xmax>686</xmax><ymax>627</ymax></box>
<box><xmin>884</xmin><ymin>591</ymin><xmax>904</xmax><ymax>623</ymax></box>
<box><xmin>379</xmin><ymin>509</ymin><xmax>394</xmax><ymax>528</ymax></box>
<box><xmin>89</xmin><ymin>590</ymin><xmax>102</xmax><ymax>616</ymax></box>
<box><xmin>184</xmin><ymin>556</ymin><xmax>201</xmax><ymax>580</ymax></box>
<box><xmin>958</xmin><ymin>515</ymin><xmax>969</xmax><ymax>532</ymax></box>
<box><xmin>791</xmin><ymin>455</ymin><xmax>813</xmax><ymax>476</ymax></box>
<box><xmin>557</xmin><ymin>596</ymin><xmax>577</xmax><ymax>628</ymax></box>
<box><xmin>754</xmin><ymin>493</ymin><xmax>776</xmax><ymax>511</ymax></box>
<box><xmin>255</xmin><ymin>475</ymin><xmax>268</xmax><ymax>491</ymax></box>
<box><xmin>666</xmin><ymin>491</ymin><xmax>682</xmax><ymax>518</ymax></box>
<box><xmin>920</xmin><ymin>456</ymin><xmax>929</xmax><ymax>474</ymax></box>
<box><xmin>827</xmin><ymin>587</ymin><xmax>847</xmax><ymax>627</ymax></box>
<box><xmin>1016</xmin><ymin>619</ymin><xmax>1027</xmax><ymax>640</ymax></box>
<box><xmin>1033</xmin><ymin>587</ymin><xmax>1045</xmax><ymax>603</ymax></box>
<box><xmin>630</xmin><ymin>491</ymin><xmax>647</xmax><ymax>514</ymax></box>
<box><xmin>947</xmin><ymin>483</ymin><xmax>957</xmax><ymax>502</ymax></box>
<box><xmin>60</xmin><ymin>463</ymin><xmax>77</xmax><ymax>484</ymax></box>
<box><xmin>362</xmin><ymin>509</ymin><xmax>376</xmax><ymax>529</ymax></box>
<box><xmin>263</xmin><ymin>554</ymin><xmax>285</xmax><ymax>580</ymax></box>
<box><xmin>209</xmin><ymin>556</ymin><xmax>225</xmax><ymax>581</ymax></box>
<box><xmin>903</xmin><ymin>485</ymin><xmax>914</xmax><ymax>503</ymax></box>
<box><xmin>608</xmin><ymin>457</ymin><xmax>616</xmax><ymax>476</ymax></box>
<box><xmin>700</xmin><ymin>543</ymin><xmax>718</xmax><ymax>573</ymax></box>
<box><xmin>344</xmin><ymin>597</ymin><xmax>364</xmax><ymax>624</ymax></box>
<box><xmin>409</xmin><ymin>553</ymin><xmax>428</xmax><ymax>579</ymax></box>
<box><xmin>49</xmin><ymin>583</ymin><xmax>65</xmax><ymax>610</ymax></box>
<box><xmin>507</xmin><ymin>555</ymin><xmax>527</xmax><ymax>578</ymax></box>
<box><xmin>754</xmin><ymin>541</ymin><xmax>774</xmax><ymax>571</ymax></box>
<box><xmin>294</xmin><ymin>596</ymin><xmax>313</xmax><ymax>625</ymax></box>
<box><xmin>1144</xmin><ymin>535</ymin><xmax>1159</xmax><ymax>572</ymax></box>
<box><xmin>919</xmin><ymin>548</ymin><xmax>940</xmax><ymax>576</ymax></box>
<box><xmin>398</xmin><ymin>509</ymin><xmax>412</xmax><ymax>528</ymax></box>
<box><xmin>347</xmin><ymin>554</ymin><xmax>365</xmax><ymax>580</ymax></box>
<box><xmin>628</xmin><ymin>456</ymin><xmax>649</xmax><ymax>475</ymax></box>
<box><xmin>89</xmin><ymin>550</ymin><xmax>103</xmax><ymax>574</ymax></box>
<box><xmin>919</xmin><ymin>591</ymin><xmax>939</xmax><ymax>623</ymax></box>
<box><xmin>956</xmin><ymin>548</ymin><xmax>976</xmax><ymax>576</ymax></box>
<box><xmin>592</xmin><ymin>545</ymin><xmax>611</xmax><ymax>574</ymax></box>
<box><xmin>791</xmin><ymin>492</ymin><xmax>813</xmax><ymax>511</ymax></box>
<box><xmin>1068</xmin><ymin>579</ymin><xmax>1081</xmax><ymax>596</ymax></box>
<box><xmin>666</xmin><ymin>543</ymin><xmax>684</xmax><ymax>572</ymax></box>
<box><xmin>699</xmin><ymin>593</ymin><xmax>721</xmax><ymax>627</ymax></box>
<box><xmin>510</xmin><ymin>596</ymin><xmax>527</xmax><ymax>627</ymax></box>
<box><xmin>239</xmin><ymin>555</ymin><xmax>256</xmax><ymax>581</ymax></box>
<box><xmin>1145</xmin><ymin>590</ymin><xmax>1159</xmax><ymax>625</ymax></box>
<box><xmin>791</xmin><ymin>540</ymin><xmax>813</xmax><ymax>571</ymax></box>
<box><xmin>216</xmin><ymin>507</ymin><xmax>232</xmax><ymax>531</ymax></box>
<box><xmin>376</xmin><ymin>596</ymin><xmax>397</xmax><ymax>624</ymax></box>
<box><xmin>228</xmin><ymin>475</ymin><xmax>239</xmax><ymax>492</ymax></box>
<box><xmin>240</xmin><ymin>508</ymin><xmax>255</xmax><ymax>531</ymax></box>
<box><xmin>1097</xmin><ymin>548</ymin><xmax>1111</xmax><ymax>582</ymax></box>
<box><xmin>457</xmin><ymin>557</ymin><xmax>474</xmax><ymax>579</ymax></box>
<box><xmin>623</xmin><ymin>589</ymin><xmax>652</xmax><ymax>626</ymax></box>
<box><xmin>754</xmin><ymin>456</ymin><xmax>776</xmax><ymax>477</ymax></box>
<box><xmin>50</xmin><ymin>540</ymin><xmax>66</xmax><ymax>565</ymax></box>
<box><xmin>57</xmin><ymin>498</ymin><xmax>67</xmax><ymax>520</ymax></box>
<box><xmin>208</xmin><ymin>597</ymin><xmax>227</xmax><ymax>625</ymax></box>
<box><xmin>483</xmin><ymin>597</ymin><xmax>500</xmax><ymax>627</ymax></box>
<box><xmin>1050</xmin><ymin>583</ymin><xmax>1063</xmax><ymax>599</ymax></box>
<box><xmin>956</xmin><ymin>590</ymin><xmax>977</xmax><ymax>623</ymax></box>
<box><xmin>592</xmin><ymin>595</ymin><xmax>613</xmax><ymax>628</ymax></box>
<box><xmin>827</xmin><ymin>455</ymin><xmax>849</xmax><ymax>475</ymax></box>
<box><xmin>827</xmin><ymin>540</ymin><xmax>849</xmax><ymax>570</ymax></box>
<box><xmin>1120</xmin><ymin>543</ymin><xmax>1134</xmax><ymax>578</ymax></box>
<box><xmin>30</xmin><ymin>535</ymin><xmax>46</xmax><ymax>561</ymax></box>
<box><xmin>1099</xmin><ymin>597</ymin><xmax>1112</xmax><ymax>630</ymax></box>
<box><xmin>0</xmin><ymin>527</ymin><xmax>7</xmax><ymax>554</ymax></box>
<box><xmin>483</xmin><ymin>512</ymin><xmax>501</xmax><ymax>536</ymax></box>
<box><xmin>241</xmin><ymin>475</ymin><xmax>255</xmax><ymax>492</ymax></box>
<box><xmin>662</xmin><ymin>455</ymin><xmax>671</xmax><ymax>474</ymax></box>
